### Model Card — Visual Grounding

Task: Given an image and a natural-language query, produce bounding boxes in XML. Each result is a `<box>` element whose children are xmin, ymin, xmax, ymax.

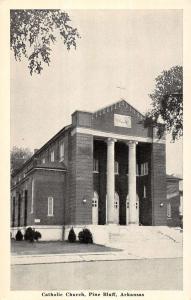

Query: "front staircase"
<box><xmin>106</xmin><ymin>225</ymin><xmax>183</xmax><ymax>258</ymax></box>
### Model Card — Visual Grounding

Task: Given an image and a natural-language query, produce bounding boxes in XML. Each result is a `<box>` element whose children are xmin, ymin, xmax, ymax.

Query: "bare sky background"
<box><xmin>11</xmin><ymin>9</ymin><xmax>183</xmax><ymax>176</ymax></box>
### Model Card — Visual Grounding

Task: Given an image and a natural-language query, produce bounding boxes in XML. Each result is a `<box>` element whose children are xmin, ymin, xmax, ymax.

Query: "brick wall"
<box><xmin>34</xmin><ymin>170</ymin><xmax>65</xmax><ymax>225</ymax></box>
<box><xmin>92</xmin><ymin>105</ymin><xmax>152</xmax><ymax>138</ymax></box>
<box><xmin>11</xmin><ymin>177</ymin><xmax>33</xmax><ymax>227</ymax></box>
<box><xmin>68</xmin><ymin>133</ymin><xmax>93</xmax><ymax>225</ymax></box>
<box><xmin>167</xmin><ymin>179</ymin><xmax>181</xmax><ymax>227</ymax></box>
<box><xmin>151</xmin><ymin>143</ymin><xmax>167</xmax><ymax>225</ymax></box>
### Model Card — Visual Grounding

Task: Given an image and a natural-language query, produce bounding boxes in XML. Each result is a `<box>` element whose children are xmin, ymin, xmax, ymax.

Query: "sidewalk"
<box><xmin>11</xmin><ymin>250</ymin><xmax>141</xmax><ymax>265</ymax></box>
<box><xmin>11</xmin><ymin>227</ymin><xmax>183</xmax><ymax>265</ymax></box>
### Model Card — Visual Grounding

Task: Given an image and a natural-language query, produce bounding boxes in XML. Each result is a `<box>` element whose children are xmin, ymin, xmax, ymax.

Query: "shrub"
<box><xmin>24</xmin><ymin>227</ymin><xmax>34</xmax><ymax>242</ymax></box>
<box><xmin>24</xmin><ymin>227</ymin><xmax>42</xmax><ymax>242</ymax></box>
<box><xmin>34</xmin><ymin>231</ymin><xmax>42</xmax><ymax>241</ymax></box>
<box><xmin>78</xmin><ymin>228</ymin><xmax>93</xmax><ymax>244</ymax></box>
<box><xmin>68</xmin><ymin>227</ymin><xmax>76</xmax><ymax>243</ymax></box>
<box><xmin>15</xmin><ymin>230</ymin><xmax>23</xmax><ymax>241</ymax></box>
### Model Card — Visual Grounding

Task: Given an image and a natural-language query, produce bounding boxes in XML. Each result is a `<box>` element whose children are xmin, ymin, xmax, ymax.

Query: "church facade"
<box><xmin>11</xmin><ymin>100</ymin><xmax>167</xmax><ymax>242</ymax></box>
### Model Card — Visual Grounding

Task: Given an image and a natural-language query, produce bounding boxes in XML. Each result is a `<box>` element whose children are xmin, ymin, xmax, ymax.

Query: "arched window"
<box><xmin>115</xmin><ymin>161</ymin><xmax>119</xmax><ymax>174</ymax></box>
<box><xmin>93</xmin><ymin>159</ymin><xmax>99</xmax><ymax>173</ymax></box>
<box><xmin>114</xmin><ymin>192</ymin><xmax>119</xmax><ymax>208</ymax></box>
<box><xmin>92</xmin><ymin>191</ymin><xmax>98</xmax><ymax>207</ymax></box>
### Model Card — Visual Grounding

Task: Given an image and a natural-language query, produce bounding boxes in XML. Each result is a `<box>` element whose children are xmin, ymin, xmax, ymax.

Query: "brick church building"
<box><xmin>11</xmin><ymin>99</ymin><xmax>168</xmax><ymax>242</ymax></box>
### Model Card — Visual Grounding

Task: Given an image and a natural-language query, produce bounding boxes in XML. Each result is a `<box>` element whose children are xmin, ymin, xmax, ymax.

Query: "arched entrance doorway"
<box><xmin>92</xmin><ymin>191</ymin><xmax>99</xmax><ymax>225</ymax></box>
<box><xmin>126</xmin><ymin>194</ymin><xmax>139</xmax><ymax>225</ymax></box>
<box><xmin>105</xmin><ymin>192</ymin><xmax>120</xmax><ymax>224</ymax></box>
<box><xmin>114</xmin><ymin>192</ymin><xmax>119</xmax><ymax>224</ymax></box>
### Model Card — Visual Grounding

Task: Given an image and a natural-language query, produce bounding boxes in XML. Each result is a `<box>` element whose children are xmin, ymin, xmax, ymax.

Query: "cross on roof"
<box><xmin>116</xmin><ymin>85</ymin><xmax>126</xmax><ymax>98</ymax></box>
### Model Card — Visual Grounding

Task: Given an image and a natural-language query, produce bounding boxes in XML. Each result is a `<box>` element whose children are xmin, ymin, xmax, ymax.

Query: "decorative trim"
<box><xmin>26</xmin><ymin>167</ymin><xmax>66</xmax><ymax>176</ymax></box>
<box><xmin>71</xmin><ymin>127</ymin><xmax>165</xmax><ymax>144</ymax></box>
<box><xmin>167</xmin><ymin>192</ymin><xmax>179</xmax><ymax>199</ymax></box>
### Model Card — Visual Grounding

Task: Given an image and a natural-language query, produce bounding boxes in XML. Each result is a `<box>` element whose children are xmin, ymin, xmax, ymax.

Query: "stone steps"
<box><xmin>108</xmin><ymin>226</ymin><xmax>182</xmax><ymax>244</ymax></box>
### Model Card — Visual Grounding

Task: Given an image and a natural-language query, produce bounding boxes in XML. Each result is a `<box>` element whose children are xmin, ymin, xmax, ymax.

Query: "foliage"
<box><xmin>10</xmin><ymin>9</ymin><xmax>80</xmax><ymax>75</ymax></box>
<box><xmin>24</xmin><ymin>227</ymin><xmax>41</xmax><ymax>242</ymax></box>
<box><xmin>78</xmin><ymin>228</ymin><xmax>93</xmax><ymax>244</ymax></box>
<box><xmin>11</xmin><ymin>146</ymin><xmax>33</xmax><ymax>174</ymax></box>
<box><xmin>68</xmin><ymin>227</ymin><xmax>76</xmax><ymax>243</ymax></box>
<box><xmin>24</xmin><ymin>227</ymin><xmax>34</xmax><ymax>242</ymax></box>
<box><xmin>34</xmin><ymin>231</ymin><xmax>42</xmax><ymax>241</ymax></box>
<box><xmin>15</xmin><ymin>230</ymin><xmax>23</xmax><ymax>241</ymax></box>
<box><xmin>146</xmin><ymin>66</ymin><xmax>183</xmax><ymax>141</ymax></box>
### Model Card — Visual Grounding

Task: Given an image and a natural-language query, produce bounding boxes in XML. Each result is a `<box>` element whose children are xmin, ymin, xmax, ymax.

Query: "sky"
<box><xmin>11</xmin><ymin>9</ymin><xmax>183</xmax><ymax>176</ymax></box>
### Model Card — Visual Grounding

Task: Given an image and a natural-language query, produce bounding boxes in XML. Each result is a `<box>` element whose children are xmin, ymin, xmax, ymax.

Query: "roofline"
<box><xmin>12</xmin><ymin>124</ymin><xmax>72</xmax><ymax>177</ymax></box>
<box><xmin>72</xmin><ymin>110</ymin><xmax>93</xmax><ymax>116</ymax></box>
<box><xmin>93</xmin><ymin>99</ymin><xmax>145</xmax><ymax>118</ymax></box>
<box><xmin>166</xmin><ymin>175</ymin><xmax>183</xmax><ymax>181</ymax></box>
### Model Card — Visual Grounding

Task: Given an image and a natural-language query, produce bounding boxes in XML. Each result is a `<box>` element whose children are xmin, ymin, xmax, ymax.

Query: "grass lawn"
<box><xmin>11</xmin><ymin>240</ymin><xmax>121</xmax><ymax>256</ymax></box>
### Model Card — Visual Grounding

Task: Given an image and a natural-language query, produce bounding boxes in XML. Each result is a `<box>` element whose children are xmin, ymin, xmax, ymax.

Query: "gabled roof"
<box><xmin>93</xmin><ymin>99</ymin><xmax>145</xmax><ymax>120</ymax></box>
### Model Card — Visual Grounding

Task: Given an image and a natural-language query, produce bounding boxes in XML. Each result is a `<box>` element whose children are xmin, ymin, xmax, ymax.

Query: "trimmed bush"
<box><xmin>15</xmin><ymin>230</ymin><xmax>23</xmax><ymax>241</ymax></box>
<box><xmin>24</xmin><ymin>227</ymin><xmax>42</xmax><ymax>242</ymax></box>
<box><xmin>68</xmin><ymin>227</ymin><xmax>76</xmax><ymax>243</ymax></box>
<box><xmin>78</xmin><ymin>228</ymin><xmax>93</xmax><ymax>244</ymax></box>
<box><xmin>34</xmin><ymin>231</ymin><xmax>42</xmax><ymax>241</ymax></box>
<box><xmin>24</xmin><ymin>227</ymin><xmax>34</xmax><ymax>242</ymax></box>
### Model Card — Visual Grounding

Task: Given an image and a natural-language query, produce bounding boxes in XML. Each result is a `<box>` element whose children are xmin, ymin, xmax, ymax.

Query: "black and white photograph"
<box><xmin>1</xmin><ymin>1</ymin><xmax>190</xmax><ymax>298</ymax></box>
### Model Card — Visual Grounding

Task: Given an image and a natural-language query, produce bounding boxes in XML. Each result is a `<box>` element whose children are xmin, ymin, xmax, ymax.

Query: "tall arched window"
<box><xmin>92</xmin><ymin>191</ymin><xmax>99</xmax><ymax>207</ymax></box>
<box><xmin>114</xmin><ymin>161</ymin><xmax>119</xmax><ymax>174</ymax></box>
<box><xmin>114</xmin><ymin>192</ymin><xmax>119</xmax><ymax>208</ymax></box>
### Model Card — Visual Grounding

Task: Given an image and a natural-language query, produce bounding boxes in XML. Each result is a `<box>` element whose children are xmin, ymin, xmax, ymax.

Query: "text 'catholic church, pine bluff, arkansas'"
<box><xmin>11</xmin><ymin>100</ymin><xmax>182</xmax><ymax>243</ymax></box>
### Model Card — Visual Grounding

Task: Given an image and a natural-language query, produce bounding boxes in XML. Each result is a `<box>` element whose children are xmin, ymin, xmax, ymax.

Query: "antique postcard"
<box><xmin>0</xmin><ymin>0</ymin><xmax>190</xmax><ymax>300</ymax></box>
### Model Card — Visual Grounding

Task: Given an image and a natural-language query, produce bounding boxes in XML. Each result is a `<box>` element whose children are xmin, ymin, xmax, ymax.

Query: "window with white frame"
<box><xmin>167</xmin><ymin>202</ymin><xmax>171</xmax><ymax>218</ymax></box>
<box><xmin>114</xmin><ymin>192</ymin><xmax>119</xmax><ymax>208</ymax></box>
<box><xmin>140</xmin><ymin>162</ymin><xmax>148</xmax><ymax>176</ymax></box>
<box><xmin>59</xmin><ymin>141</ymin><xmax>64</xmax><ymax>161</ymax></box>
<box><xmin>42</xmin><ymin>158</ymin><xmax>45</xmax><ymax>164</ymax></box>
<box><xmin>92</xmin><ymin>198</ymin><xmax>98</xmax><ymax>207</ymax></box>
<box><xmin>136</xmin><ymin>164</ymin><xmax>139</xmax><ymax>176</ymax></box>
<box><xmin>115</xmin><ymin>161</ymin><xmax>119</xmax><ymax>174</ymax></box>
<box><xmin>93</xmin><ymin>158</ymin><xmax>99</xmax><ymax>172</ymax></box>
<box><xmin>143</xmin><ymin>185</ymin><xmax>147</xmax><ymax>198</ymax></box>
<box><xmin>126</xmin><ymin>164</ymin><xmax>139</xmax><ymax>175</ymax></box>
<box><xmin>48</xmin><ymin>197</ymin><xmax>54</xmax><ymax>216</ymax></box>
<box><xmin>50</xmin><ymin>150</ymin><xmax>55</xmax><ymax>162</ymax></box>
<box><xmin>31</xmin><ymin>178</ymin><xmax>34</xmax><ymax>213</ymax></box>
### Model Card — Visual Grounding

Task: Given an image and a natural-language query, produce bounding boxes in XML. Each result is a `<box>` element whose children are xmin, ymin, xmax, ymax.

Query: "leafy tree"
<box><xmin>146</xmin><ymin>66</ymin><xmax>183</xmax><ymax>141</ymax></box>
<box><xmin>10</xmin><ymin>9</ymin><xmax>80</xmax><ymax>75</ymax></box>
<box><xmin>11</xmin><ymin>146</ymin><xmax>33</xmax><ymax>173</ymax></box>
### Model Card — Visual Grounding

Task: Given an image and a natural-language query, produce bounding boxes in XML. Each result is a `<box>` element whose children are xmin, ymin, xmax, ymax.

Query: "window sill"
<box><xmin>93</xmin><ymin>171</ymin><xmax>99</xmax><ymax>174</ymax></box>
<box><xmin>47</xmin><ymin>215</ymin><xmax>54</xmax><ymax>217</ymax></box>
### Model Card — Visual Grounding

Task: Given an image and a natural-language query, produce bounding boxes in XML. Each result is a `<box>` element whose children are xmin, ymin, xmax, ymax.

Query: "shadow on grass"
<box><xmin>11</xmin><ymin>240</ymin><xmax>122</xmax><ymax>256</ymax></box>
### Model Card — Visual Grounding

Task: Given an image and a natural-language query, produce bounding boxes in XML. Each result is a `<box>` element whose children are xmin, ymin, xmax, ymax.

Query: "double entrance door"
<box><xmin>92</xmin><ymin>192</ymin><xmax>139</xmax><ymax>225</ymax></box>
